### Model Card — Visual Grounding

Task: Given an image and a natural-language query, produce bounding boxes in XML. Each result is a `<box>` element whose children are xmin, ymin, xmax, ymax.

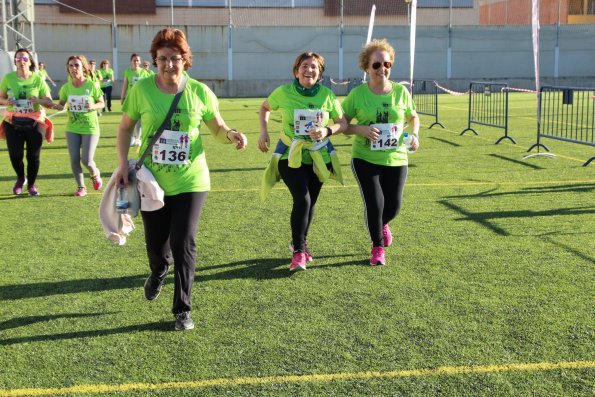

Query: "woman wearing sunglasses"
<box><xmin>0</xmin><ymin>48</ymin><xmax>55</xmax><ymax>196</ymax></box>
<box><xmin>258</xmin><ymin>52</ymin><xmax>347</xmax><ymax>272</ymax></box>
<box><xmin>54</xmin><ymin>55</ymin><xmax>105</xmax><ymax>197</ymax></box>
<box><xmin>342</xmin><ymin>39</ymin><xmax>420</xmax><ymax>266</ymax></box>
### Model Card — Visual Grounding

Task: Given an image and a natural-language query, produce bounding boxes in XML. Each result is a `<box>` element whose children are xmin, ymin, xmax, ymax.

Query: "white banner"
<box><xmin>410</xmin><ymin>0</ymin><xmax>417</xmax><ymax>92</ymax></box>
<box><xmin>363</xmin><ymin>4</ymin><xmax>376</xmax><ymax>82</ymax></box>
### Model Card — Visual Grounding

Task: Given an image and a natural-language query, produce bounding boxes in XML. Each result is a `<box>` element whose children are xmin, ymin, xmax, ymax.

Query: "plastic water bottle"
<box><xmin>115</xmin><ymin>187</ymin><xmax>129</xmax><ymax>214</ymax></box>
<box><xmin>7</xmin><ymin>89</ymin><xmax>15</xmax><ymax>104</ymax></box>
<box><xmin>403</xmin><ymin>132</ymin><xmax>416</xmax><ymax>154</ymax></box>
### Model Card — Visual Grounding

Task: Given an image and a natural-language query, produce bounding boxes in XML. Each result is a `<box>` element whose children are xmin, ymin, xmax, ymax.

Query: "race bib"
<box><xmin>14</xmin><ymin>99</ymin><xmax>34</xmax><ymax>113</ymax></box>
<box><xmin>370</xmin><ymin>123</ymin><xmax>402</xmax><ymax>151</ymax></box>
<box><xmin>294</xmin><ymin>109</ymin><xmax>323</xmax><ymax>137</ymax></box>
<box><xmin>152</xmin><ymin>130</ymin><xmax>191</xmax><ymax>165</ymax></box>
<box><xmin>68</xmin><ymin>95</ymin><xmax>89</xmax><ymax>113</ymax></box>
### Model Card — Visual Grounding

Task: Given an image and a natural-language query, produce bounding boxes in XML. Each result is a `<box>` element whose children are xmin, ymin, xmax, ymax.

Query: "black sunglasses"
<box><xmin>372</xmin><ymin>61</ymin><xmax>392</xmax><ymax>70</ymax></box>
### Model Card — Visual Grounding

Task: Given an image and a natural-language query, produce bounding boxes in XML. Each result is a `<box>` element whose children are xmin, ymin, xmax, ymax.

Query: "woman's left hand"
<box><xmin>228</xmin><ymin>130</ymin><xmax>248</xmax><ymax>150</ymax></box>
<box><xmin>308</xmin><ymin>126</ymin><xmax>328</xmax><ymax>141</ymax></box>
<box><xmin>410</xmin><ymin>135</ymin><xmax>420</xmax><ymax>151</ymax></box>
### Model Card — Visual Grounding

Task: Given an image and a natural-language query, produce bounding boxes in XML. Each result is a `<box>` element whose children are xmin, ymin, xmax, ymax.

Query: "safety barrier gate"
<box><xmin>526</xmin><ymin>86</ymin><xmax>594</xmax><ymax>166</ymax></box>
<box><xmin>460</xmin><ymin>82</ymin><xmax>515</xmax><ymax>144</ymax></box>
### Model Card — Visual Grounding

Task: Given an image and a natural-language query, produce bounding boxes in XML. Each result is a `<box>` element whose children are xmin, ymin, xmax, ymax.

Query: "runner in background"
<box><xmin>38</xmin><ymin>62</ymin><xmax>57</xmax><ymax>88</ymax></box>
<box><xmin>142</xmin><ymin>60</ymin><xmax>155</xmax><ymax>76</ymax></box>
<box><xmin>54</xmin><ymin>55</ymin><xmax>104</xmax><ymax>197</ymax></box>
<box><xmin>98</xmin><ymin>59</ymin><xmax>114</xmax><ymax>112</ymax></box>
<box><xmin>122</xmin><ymin>54</ymin><xmax>150</xmax><ymax>146</ymax></box>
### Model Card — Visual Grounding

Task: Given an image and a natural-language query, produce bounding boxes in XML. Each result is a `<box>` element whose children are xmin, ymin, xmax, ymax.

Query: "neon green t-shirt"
<box><xmin>123</xmin><ymin>76</ymin><xmax>218</xmax><ymax>195</ymax></box>
<box><xmin>123</xmin><ymin>68</ymin><xmax>150</xmax><ymax>92</ymax></box>
<box><xmin>59</xmin><ymin>79</ymin><xmax>103</xmax><ymax>135</ymax></box>
<box><xmin>267</xmin><ymin>82</ymin><xmax>343</xmax><ymax>164</ymax></box>
<box><xmin>97</xmin><ymin>68</ymin><xmax>114</xmax><ymax>88</ymax></box>
<box><xmin>342</xmin><ymin>82</ymin><xmax>416</xmax><ymax>166</ymax></box>
<box><xmin>0</xmin><ymin>71</ymin><xmax>50</xmax><ymax>113</ymax></box>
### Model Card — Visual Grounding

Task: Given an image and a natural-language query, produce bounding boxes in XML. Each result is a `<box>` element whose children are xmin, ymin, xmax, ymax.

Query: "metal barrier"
<box><xmin>526</xmin><ymin>86</ymin><xmax>595</xmax><ymax>166</ymax></box>
<box><xmin>412</xmin><ymin>80</ymin><xmax>444</xmax><ymax>129</ymax></box>
<box><xmin>460</xmin><ymin>81</ymin><xmax>515</xmax><ymax>144</ymax></box>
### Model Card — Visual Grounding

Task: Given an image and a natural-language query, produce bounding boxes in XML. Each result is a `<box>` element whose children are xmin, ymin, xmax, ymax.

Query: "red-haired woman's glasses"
<box><xmin>372</xmin><ymin>61</ymin><xmax>392</xmax><ymax>70</ymax></box>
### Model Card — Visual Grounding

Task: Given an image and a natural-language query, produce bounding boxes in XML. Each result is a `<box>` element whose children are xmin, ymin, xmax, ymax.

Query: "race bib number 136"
<box><xmin>152</xmin><ymin>130</ymin><xmax>191</xmax><ymax>165</ymax></box>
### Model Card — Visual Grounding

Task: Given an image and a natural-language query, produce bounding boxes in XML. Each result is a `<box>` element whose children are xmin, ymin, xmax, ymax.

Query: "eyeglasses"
<box><xmin>15</xmin><ymin>57</ymin><xmax>29</xmax><ymax>62</ymax></box>
<box><xmin>155</xmin><ymin>56</ymin><xmax>184</xmax><ymax>64</ymax></box>
<box><xmin>372</xmin><ymin>61</ymin><xmax>392</xmax><ymax>70</ymax></box>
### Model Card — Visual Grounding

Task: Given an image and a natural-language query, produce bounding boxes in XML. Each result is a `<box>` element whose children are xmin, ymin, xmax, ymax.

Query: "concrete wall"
<box><xmin>33</xmin><ymin>23</ymin><xmax>595</xmax><ymax>97</ymax></box>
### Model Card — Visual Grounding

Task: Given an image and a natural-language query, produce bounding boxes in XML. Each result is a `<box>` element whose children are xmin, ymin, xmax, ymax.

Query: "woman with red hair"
<box><xmin>114</xmin><ymin>28</ymin><xmax>247</xmax><ymax>331</ymax></box>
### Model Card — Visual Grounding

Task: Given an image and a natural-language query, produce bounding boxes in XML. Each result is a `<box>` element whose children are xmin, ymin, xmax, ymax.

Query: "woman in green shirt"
<box><xmin>98</xmin><ymin>59</ymin><xmax>114</xmax><ymax>112</ymax></box>
<box><xmin>343</xmin><ymin>39</ymin><xmax>420</xmax><ymax>266</ymax></box>
<box><xmin>122</xmin><ymin>54</ymin><xmax>150</xmax><ymax>146</ymax></box>
<box><xmin>258</xmin><ymin>52</ymin><xmax>346</xmax><ymax>272</ymax></box>
<box><xmin>54</xmin><ymin>55</ymin><xmax>105</xmax><ymax>197</ymax></box>
<box><xmin>0</xmin><ymin>48</ymin><xmax>55</xmax><ymax>196</ymax></box>
<box><xmin>114</xmin><ymin>28</ymin><xmax>247</xmax><ymax>331</ymax></box>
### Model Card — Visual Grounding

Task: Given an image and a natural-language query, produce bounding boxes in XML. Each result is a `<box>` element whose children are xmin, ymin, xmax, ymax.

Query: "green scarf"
<box><xmin>293</xmin><ymin>78</ymin><xmax>321</xmax><ymax>97</ymax></box>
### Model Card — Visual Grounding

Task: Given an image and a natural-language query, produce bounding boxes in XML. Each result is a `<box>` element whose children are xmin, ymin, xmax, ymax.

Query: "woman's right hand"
<box><xmin>258</xmin><ymin>131</ymin><xmax>270</xmax><ymax>153</ymax></box>
<box><xmin>361</xmin><ymin>126</ymin><xmax>380</xmax><ymax>143</ymax></box>
<box><xmin>115</xmin><ymin>162</ymin><xmax>130</xmax><ymax>187</ymax></box>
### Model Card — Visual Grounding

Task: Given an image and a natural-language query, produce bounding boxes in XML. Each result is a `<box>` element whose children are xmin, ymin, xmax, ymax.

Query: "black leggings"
<box><xmin>3</xmin><ymin>121</ymin><xmax>43</xmax><ymax>185</ymax></box>
<box><xmin>351</xmin><ymin>158</ymin><xmax>408</xmax><ymax>247</ymax></box>
<box><xmin>141</xmin><ymin>192</ymin><xmax>208</xmax><ymax>315</ymax></box>
<box><xmin>278</xmin><ymin>159</ymin><xmax>323</xmax><ymax>253</ymax></box>
<box><xmin>101</xmin><ymin>86</ymin><xmax>112</xmax><ymax>111</ymax></box>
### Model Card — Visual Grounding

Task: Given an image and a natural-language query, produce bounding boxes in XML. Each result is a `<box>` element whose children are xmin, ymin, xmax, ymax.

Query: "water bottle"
<box><xmin>403</xmin><ymin>132</ymin><xmax>416</xmax><ymax>154</ymax></box>
<box><xmin>115</xmin><ymin>186</ymin><xmax>129</xmax><ymax>214</ymax></box>
<box><xmin>6</xmin><ymin>89</ymin><xmax>15</xmax><ymax>105</ymax></box>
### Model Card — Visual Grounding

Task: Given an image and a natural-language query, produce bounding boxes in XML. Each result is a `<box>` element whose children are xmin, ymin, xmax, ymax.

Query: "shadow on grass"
<box><xmin>0</xmin><ymin>275</ymin><xmax>145</xmax><ymax>301</ymax></box>
<box><xmin>0</xmin><ymin>256</ymin><xmax>366</xmax><ymax>301</ymax></box>
<box><xmin>428</xmin><ymin>136</ymin><xmax>461</xmax><ymax>147</ymax></box>
<box><xmin>196</xmin><ymin>254</ymin><xmax>364</xmax><ymax>281</ymax></box>
<box><xmin>0</xmin><ymin>312</ymin><xmax>108</xmax><ymax>331</ymax></box>
<box><xmin>489</xmin><ymin>154</ymin><xmax>545</xmax><ymax>170</ymax></box>
<box><xmin>438</xmin><ymin>199</ymin><xmax>595</xmax><ymax>236</ymax></box>
<box><xmin>0</xmin><ymin>321</ymin><xmax>171</xmax><ymax>346</ymax></box>
<box><xmin>442</xmin><ymin>183</ymin><xmax>595</xmax><ymax>199</ymax></box>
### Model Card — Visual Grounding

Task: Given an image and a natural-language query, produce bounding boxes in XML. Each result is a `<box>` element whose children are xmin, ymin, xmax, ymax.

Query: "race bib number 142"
<box><xmin>370</xmin><ymin>123</ymin><xmax>401</xmax><ymax>151</ymax></box>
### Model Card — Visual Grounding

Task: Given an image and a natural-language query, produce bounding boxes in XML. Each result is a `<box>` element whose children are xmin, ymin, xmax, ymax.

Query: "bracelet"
<box><xmin>226</xmin><ymin>129</ymin><xmax>237</xmax><ymax>142</ymax></box>
<box><xmin>326</xmin><ymin>126</ymin><xmax>333</xmax><ymax>136</ymax></box>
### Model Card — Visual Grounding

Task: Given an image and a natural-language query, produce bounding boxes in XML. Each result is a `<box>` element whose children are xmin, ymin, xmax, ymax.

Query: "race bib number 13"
<box><xmin>152</xmin><ymin>130</ymin><xmax>191</xmax><ymax>165</ymax></box>
<box><xmin>68</xmin><ymin>95</ymin><xmax>88</xmax><ymax>113</ymax></box>
<box><xmin>370</xmin><ymin>123</ymin><xmax>401</xmax><ymax>151</ymax></box>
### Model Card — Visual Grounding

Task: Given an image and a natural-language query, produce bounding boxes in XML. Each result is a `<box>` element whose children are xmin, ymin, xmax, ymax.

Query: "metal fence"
<box><xmin>526</xmin><ymin>85</ymin><xmax>595</xmax><ymax>166</ymax></box>
<box><xmin>460</xmin><ymin>82</ymin><xmax>515</xmax><ymax>144</ymax></box>
<box><xmin>412</xmin><ymin>79</ymin><xmax>444</xmax><ymax>129</ymax></box>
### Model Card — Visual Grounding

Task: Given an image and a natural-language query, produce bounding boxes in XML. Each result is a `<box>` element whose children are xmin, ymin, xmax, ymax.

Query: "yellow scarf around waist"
<box><xmin>260</xmin><ymin>132</ymin><xmax>344</xmax><ymax>202</ymax></box>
